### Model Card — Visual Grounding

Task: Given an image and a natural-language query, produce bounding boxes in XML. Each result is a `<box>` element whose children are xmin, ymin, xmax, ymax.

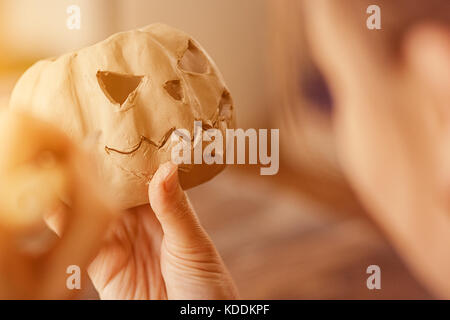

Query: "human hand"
<box><xmin>0</xmin><ymin>110</ymin><xmax>116</xmax><ymax>299</ymax></box>
<box><xmin>88</xmin><ymin>162</ymin><xmax>239</xmax><ymax>300</ymax></box>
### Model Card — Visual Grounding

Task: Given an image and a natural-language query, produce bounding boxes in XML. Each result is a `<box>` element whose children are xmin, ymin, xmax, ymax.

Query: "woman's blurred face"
<box><xmin>302</xmin><ymin>0</ymin><xmax>450</xmax><ymax>296</ymax></box>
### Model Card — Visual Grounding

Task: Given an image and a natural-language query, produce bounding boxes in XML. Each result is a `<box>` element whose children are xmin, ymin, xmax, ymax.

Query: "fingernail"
<box><xmin>163</xmin><ymin>162</ymin><xmax>179</xmax><ymax>193</ymax></box>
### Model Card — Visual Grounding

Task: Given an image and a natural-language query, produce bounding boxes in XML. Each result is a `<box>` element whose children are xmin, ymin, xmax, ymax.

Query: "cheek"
<box><xmin>334</xmin><ymin>102</ymin><xmax>376</xmax><ymax>190</ymax></box>
<box><xmin>333</xmin><ymin>97</ymin><xmax>414</xmax><ymax>213</ymax></box>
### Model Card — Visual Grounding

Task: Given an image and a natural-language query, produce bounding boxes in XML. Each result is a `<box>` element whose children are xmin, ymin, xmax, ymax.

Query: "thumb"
<box><xmin>148</xmin><ymin>162</ymin><xmax>209</xmax><ymax>246</ymax></box>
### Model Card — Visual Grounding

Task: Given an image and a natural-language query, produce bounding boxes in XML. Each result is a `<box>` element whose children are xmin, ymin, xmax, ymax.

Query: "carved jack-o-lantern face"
<box><xmin>10</xmin><ymin>24</ymin><xmax>235</xmax><ymax>208</ymax></box>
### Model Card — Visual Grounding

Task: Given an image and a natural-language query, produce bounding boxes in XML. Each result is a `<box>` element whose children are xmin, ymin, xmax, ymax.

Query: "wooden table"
<box><xmin>188</xmin><ymin>166</ymin><xmax>432</xmax><ymax>299</ymax></box>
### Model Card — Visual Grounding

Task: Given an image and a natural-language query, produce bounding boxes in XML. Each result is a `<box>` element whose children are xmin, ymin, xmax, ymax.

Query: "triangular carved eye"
<box><xmin>97</xmin><ymin>71</ymin><xmax>143</xmax><ymax>106</ymax></box>
<box><xmin>178</xmin><ymin>40</ymin><xmax>208</xmax><ymax>74</ymax></box>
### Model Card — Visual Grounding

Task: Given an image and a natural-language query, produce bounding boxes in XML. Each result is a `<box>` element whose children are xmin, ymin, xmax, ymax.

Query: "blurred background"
<box><xmin>0</xmin><ymin>0</ymin><xmax>432</xmax><ymax>298</ymax></box>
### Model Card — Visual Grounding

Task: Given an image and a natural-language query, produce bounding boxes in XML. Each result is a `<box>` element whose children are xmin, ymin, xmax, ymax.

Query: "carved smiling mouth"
<box><xmin>104</xmin><ymin>126</ymin><xmax>192</xmax><ymax>174</ymax></box>
<box><xmin>104</xmin><ymin>127</ymin><xmax>177</xmax><ymax>155</ymax></box>
<box><xmin>104</xmin><ymin>89</ymin><xmax>233</xmax><ymax>156</ymax></box>
<box><xmin>104</xmin><ymin>119</ymin><xmax>218</xmax><ymax>156</ymax></box>
<box><xmin>103</xmin><ymin>122</ymin><xmax>217</xmax><ymax>175</ymax></box>
<box><xmin>105</xmin><ymin>109</ymin><xmax>231</xmax><ymax>157</ymax></box>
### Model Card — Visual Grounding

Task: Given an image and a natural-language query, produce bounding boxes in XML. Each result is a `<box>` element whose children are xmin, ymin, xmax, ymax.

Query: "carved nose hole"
<box><xmin>164</xmin><ymin>80</ymin><xmax>183</xmax><ymax>101</ymax></box>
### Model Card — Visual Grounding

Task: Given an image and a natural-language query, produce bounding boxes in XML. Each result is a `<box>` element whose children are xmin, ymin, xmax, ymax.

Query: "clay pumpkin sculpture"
<box><xmin>10</xmin><ymin>23</ymin><xmax>235</xmax><ymax>209</ymax></box>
